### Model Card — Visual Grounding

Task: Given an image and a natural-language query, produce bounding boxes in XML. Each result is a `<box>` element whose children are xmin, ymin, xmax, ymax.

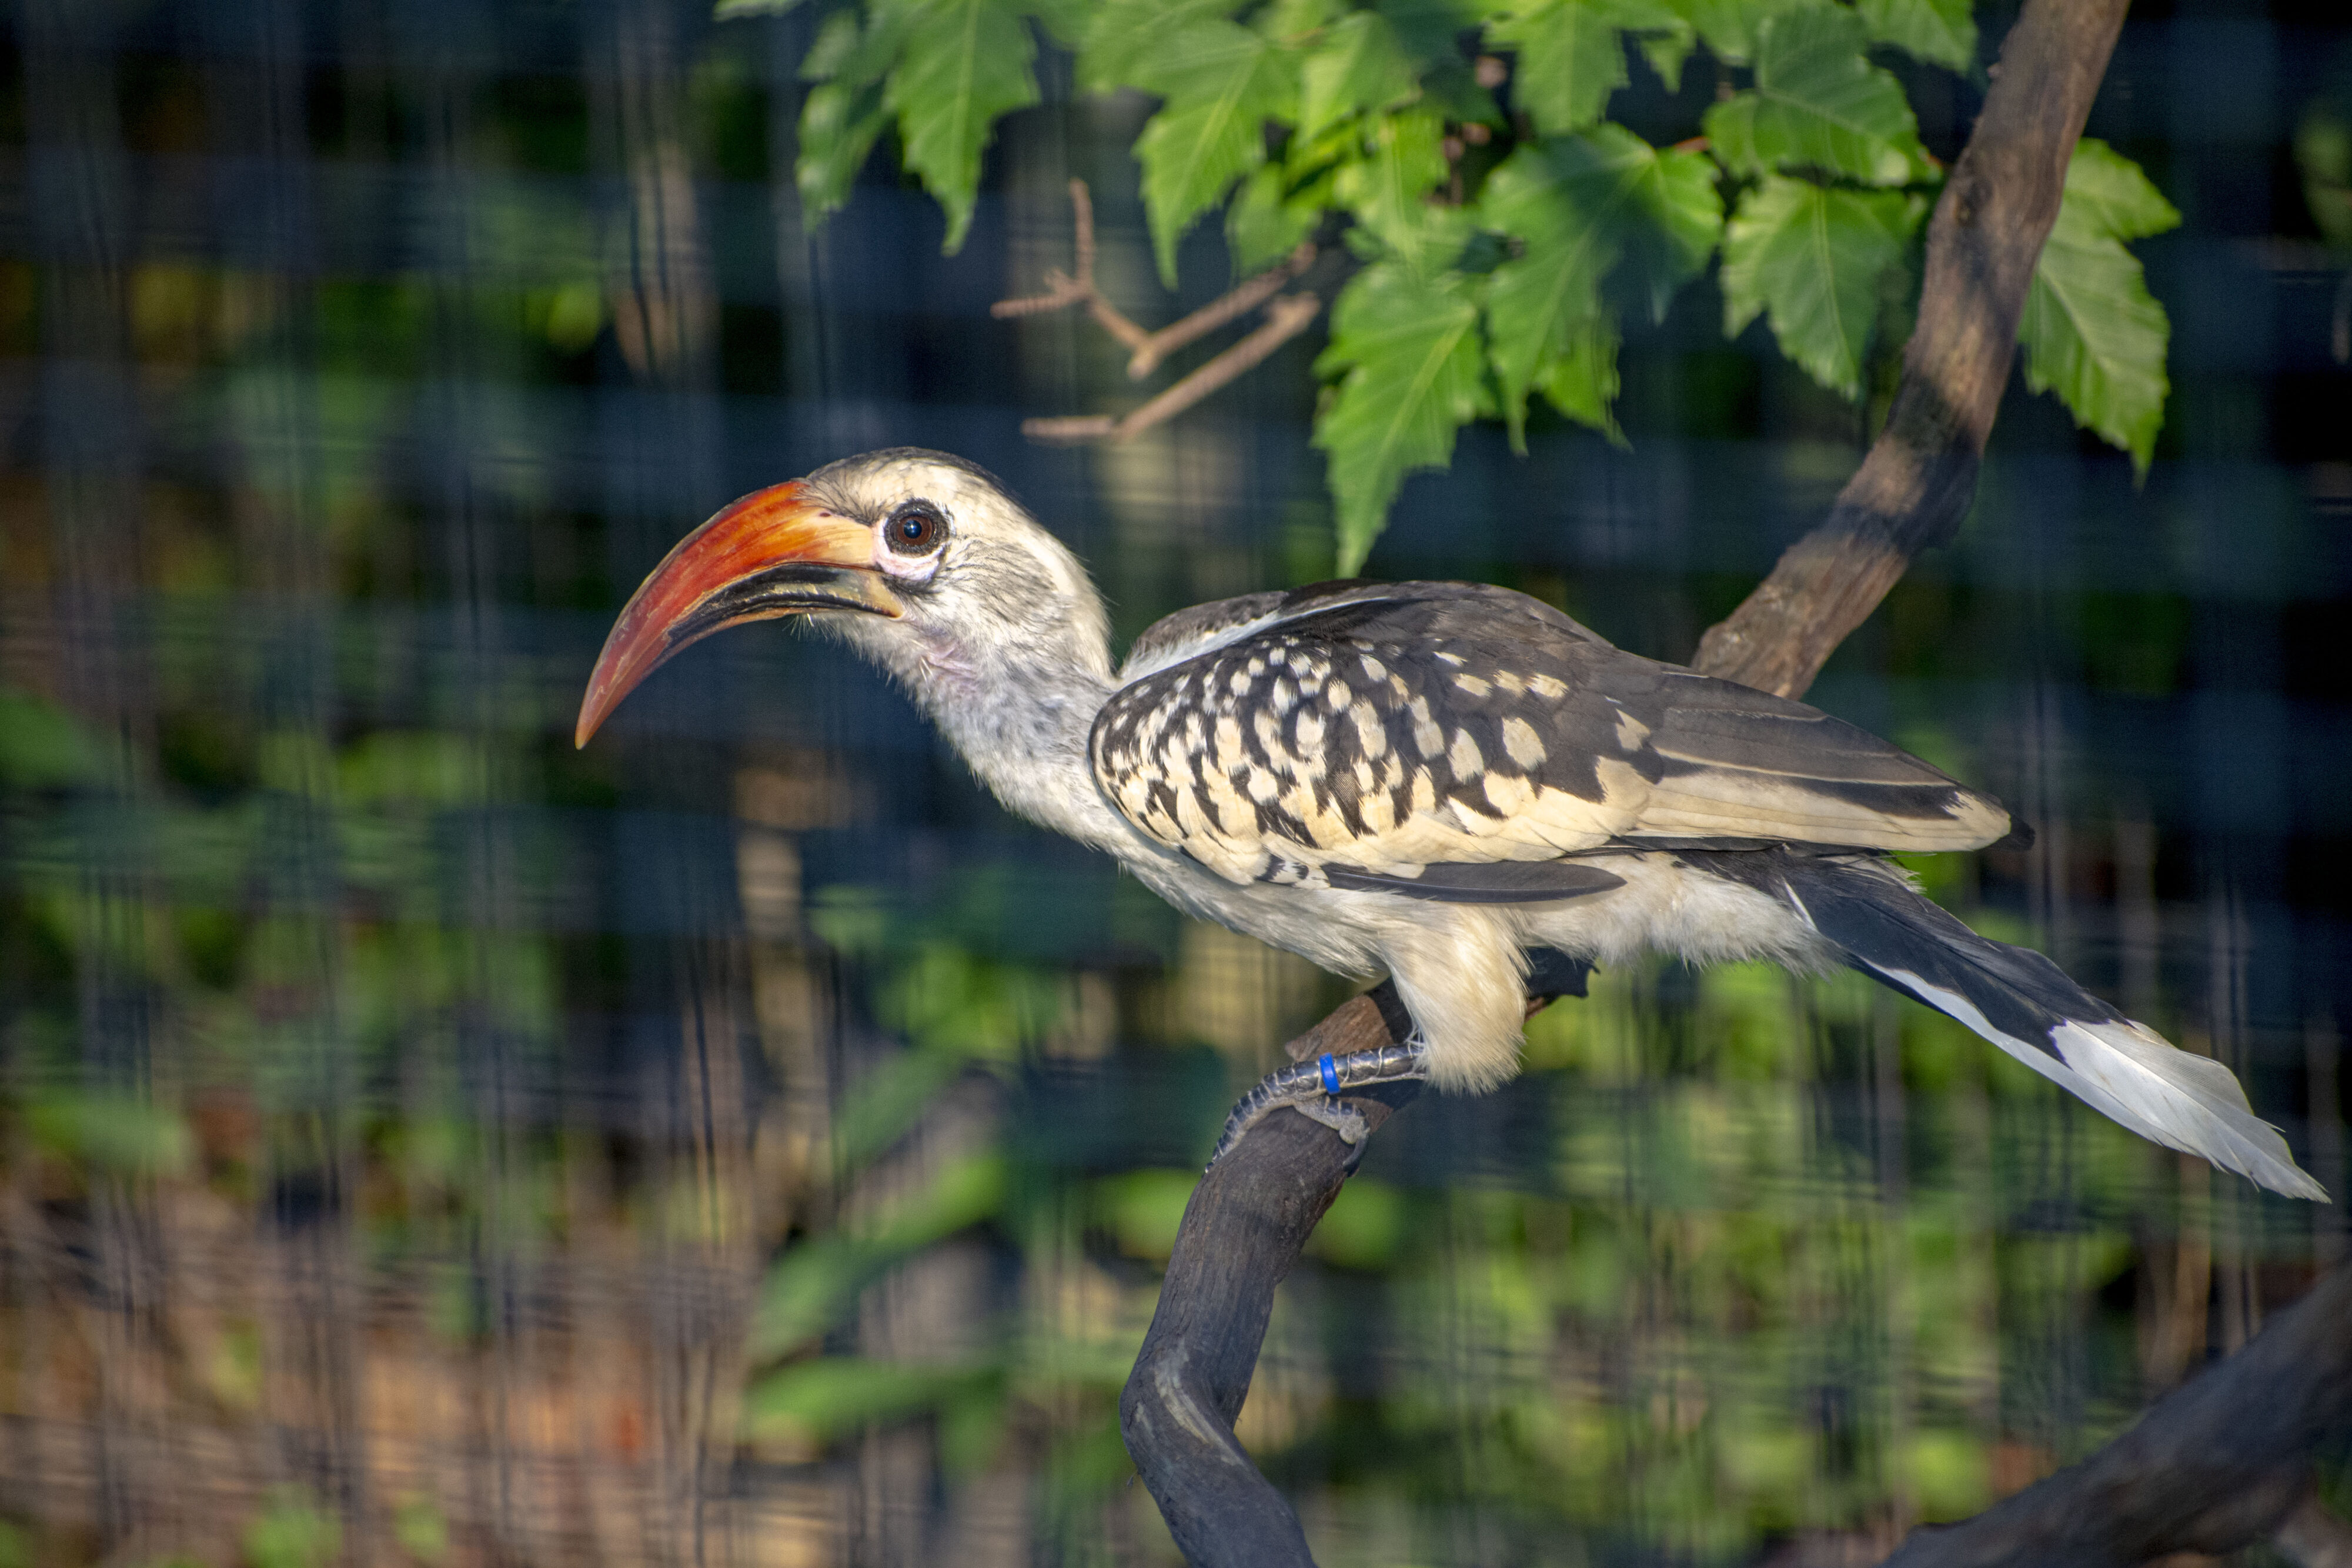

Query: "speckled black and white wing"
<box><xmin>1089</xmin><ymin>581</ymin><xmax>2015</xmax><ymax>893</ymax></box>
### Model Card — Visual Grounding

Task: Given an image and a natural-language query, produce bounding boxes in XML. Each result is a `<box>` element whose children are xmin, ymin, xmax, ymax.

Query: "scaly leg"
<box><xmin>1205</xmin><ymin>1038</ymin><xmax>1430</xmax><ymax>1169</ymax></box>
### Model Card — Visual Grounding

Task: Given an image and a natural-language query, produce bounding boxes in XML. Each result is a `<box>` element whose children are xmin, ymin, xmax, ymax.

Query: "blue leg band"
<box><xmin>1319</xmin><ymin>1054</ymin><xmax>1339</xmax><ymax>1094</ymax></box>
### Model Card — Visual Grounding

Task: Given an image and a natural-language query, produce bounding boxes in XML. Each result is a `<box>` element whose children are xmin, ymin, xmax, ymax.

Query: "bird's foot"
<box><xmin>1205</xmin><ymin>1038</ymin><xmax>1430</xmax><ymax>1171</ymax></box>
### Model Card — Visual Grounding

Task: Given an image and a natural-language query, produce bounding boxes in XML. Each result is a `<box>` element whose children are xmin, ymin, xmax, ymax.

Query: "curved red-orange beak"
<box><xmin>574</xmin><ymin>482</ymin><xmax>902</xmax><ymax>747</ymax></box>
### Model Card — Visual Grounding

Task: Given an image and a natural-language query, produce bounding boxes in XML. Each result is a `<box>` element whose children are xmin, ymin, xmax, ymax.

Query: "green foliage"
<box><xmin>1479</xmin><ymin>127</ymin><xmax>1721</xmax><ymax>448</ymax></box>
<box><xmin>890</xmin><ymin>0</ymin><xmax>1045</xmax><ymax>252</ymax></box>
<box><xmin>1722</xmin><ymin>176</ymin><xmax>1918</xmax><ymax>397</ymax></box>
<box><xmin>25</xmin><ymin>1092</ymin><xmax>197</xmax><ymax>1179</ymax></box>
<box><xmin>1297</xmin><ymin>10</ymin><xmax>1416</xmax><ymax>141</ymax></box>
<box><xmin>770</xmin><ymin>0</ymin><xmax>2180</xmax><ymax>561</ymax></box>
<box><xmin>244</xmin><ymin>1492</ymin><xmax>339</xmax><ymax>1568</ymax></box>
<box><xmin>2297</xmin><ymin>96</ymin><xmax>2352</xmax><ymax>251</ymax></box>
<box><xmin>392</xmin><ymin>1496</ymin><xmax>450</xmax><ymax>1565</ymax></box>
<box><xmin>1314</xmin><ymin>262</ymin><xmax>1486</xmax><ymax>571</ymax></box>
<box><xmin>794</xmin><ymin>0</ymin><xmax>1053</xmax><ymax>251</ymax></box>
<box><xmin>1485</xmin><ymin>0</ymin><xmax>1688</xmax><ymax>138</ymax></box>
<box><xmin>1703</xmin><ymin>7</ymin><xmax>1929</xmax><ymax>185</ymax></box>
<box><xmin>1854</xmin><ymin>0</ymin><xmax>1975</xmax><ymax>72</ymax></box>
<box><xmin>744</xmin><ymin>1355</ymin><xmax>1000</xmax><ymax>1446</ymax></box>
<box><xmin>2017</xmin><ymin>138</ymin><xmax>2180</xmax><ymax>473</ymax></box>
<box><xmin>796</xmin><ymin>14</ymin><xmax>897</xmax><ymax>219</ymax></box>
<box><xmin>1097</xmin><ymin>1166</ymin><xmax>1201</xmax><ymax>1255</ymax></box>
<box><xmin>751</xmin><ymin>1151</ymin><xmax>1010</xmax><ymax>1356</ymax></box>
<box><xmin>0</xmin><ymin>687</ymin><xmax>103</xmax><ymax>789</ymax></box>
<box><xmin>1124</xmin><ymin>9</ymin><xmax>1302</xmax><ymax>284</ymax></box>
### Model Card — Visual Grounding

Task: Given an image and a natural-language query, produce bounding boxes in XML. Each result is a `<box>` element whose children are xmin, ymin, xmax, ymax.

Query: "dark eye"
<box><xmin>884</xmin><ymin>500</ymin><xmax>947</xmax><ymax>556</ymax></box>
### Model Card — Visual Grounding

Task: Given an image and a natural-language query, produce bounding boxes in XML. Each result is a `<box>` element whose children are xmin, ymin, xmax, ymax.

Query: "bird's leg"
<box><xmin>1205</xmin><ymin>1037</ymin><xmax>1430</xmax><ymax>1169</ymax></box>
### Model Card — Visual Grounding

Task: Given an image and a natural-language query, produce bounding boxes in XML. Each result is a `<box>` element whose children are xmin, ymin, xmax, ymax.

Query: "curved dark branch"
<box><xmin>1119</xmin><ymin>985</ymin><xmax>1419</xmax><ymax>1568</ymax></box>
<box><xmin>1879</xmin><ymin>1260</ymin><xmax>2352</xmax><ymax>1568</ymax></box>
<box><xmin>1691</xmin><ymin>0</ymin><xmax>2132</xmax><ymax>700</ymax></box>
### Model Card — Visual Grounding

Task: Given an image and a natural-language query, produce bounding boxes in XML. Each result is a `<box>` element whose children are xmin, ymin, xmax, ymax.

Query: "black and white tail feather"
<box><xmin>1684</xmin><ymin>849</ymin><xmax>2326</xmax><ymax>1202</ymax></box>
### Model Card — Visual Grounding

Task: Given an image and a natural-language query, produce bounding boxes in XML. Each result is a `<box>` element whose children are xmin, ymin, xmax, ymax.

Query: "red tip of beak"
<box><xmin>574</xmin><ymin>482</ymin><xmax>896</xmax><ymax>748</ymax></box>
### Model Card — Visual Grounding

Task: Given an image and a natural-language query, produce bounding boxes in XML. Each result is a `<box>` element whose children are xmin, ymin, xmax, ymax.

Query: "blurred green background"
<box><xmin>2</xmin><ymin>1</ymin><xmax>2350</xmax><ymax>1564</ymax></box>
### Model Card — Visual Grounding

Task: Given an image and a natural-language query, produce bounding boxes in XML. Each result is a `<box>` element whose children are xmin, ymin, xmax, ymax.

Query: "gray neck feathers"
<box><xmin>828</xmin><ymin>565</ymin><xmax>1138</xmax><ymax>857</ymax></box>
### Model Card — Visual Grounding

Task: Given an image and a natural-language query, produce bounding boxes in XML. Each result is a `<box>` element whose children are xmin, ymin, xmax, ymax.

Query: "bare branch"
<box><xmin>1691</xmin><ymin>0</ymin><xmax>2133</xmax><ymax>700</ymax></box>
<box><xmin>1124</xmin><ymin>243</ymin><xmax>1316</xmax><ymax>379</ymax></box>
<box><xmin>992</xmin><ymin>180</ymin><xmax>1151</xmax><ymax>348</ymax></box>
<box><xmin>1019</xmin><ymin>414</ymin><xmax>1118</xmax><ymax>443</ymax></box>
<box><xmin>996</xmin><ymin>182</ymin><xmax>1320</xmax><ymax>435</ymax></box>
<box><xmin>1024</xmin><ymin>295</ymin><xmax>1322</xmax><ymax>446</ymax></box>
<box><xmin>988</xmin><ymin>268</ymin><xmax>1091</xmax><ymax>319</ymax></box>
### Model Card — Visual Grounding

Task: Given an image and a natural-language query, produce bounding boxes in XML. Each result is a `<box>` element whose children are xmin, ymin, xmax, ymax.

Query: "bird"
<box><xmin>576</xmin><ymin>447</ymin><xmax>2327</xmax><ymax>1201</ymax></box>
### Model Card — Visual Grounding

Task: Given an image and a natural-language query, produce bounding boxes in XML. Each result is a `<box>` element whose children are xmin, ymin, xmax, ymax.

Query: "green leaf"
<box><xmin>1375</xmin><ymin>0</ymin><xmax>1505</xmax><ymax>125</ymax></box>
<box><xmin>716</xmin><ymin>0</ymin><xmax>807</xmax><ymax>16</ymax></box>
<box><xmin>797</xmin><ymin>79</ymin><xmax>891</xmax><ymax>220</ymax></box>
<box><xmin>2299</xmin><ymin>103</ymin><xmax>2352</xmax><ymax>250</ymax></box>
<box><xmin>26</xmin><ymin>1091</ymin><xmax>196</xmax><ymax>1178</ymax></box>
<box><xmin>1077</xmin><ymin>0</ymin><xmax>1243</xmax><ymax>95</ymax></box>
<box><xmin>794</xmin><ymin>6</ymin><xmax>911</xmax><ymax>223</ymax></box>
<box><xmin>743</xmin><ymin>1357</ymin><xmax>998</xmax><ymax>1445</ymax></box>
<box><xmin>803</xmin><ymin>4</ymin><xmax>910</xmax><ymax>87</ymax></box>
<box><xmin>1661</xmin><ymin>0</ymin><xmax>1825</xmax><ymax>65</ymax></box>
<box><xmin>1487</xmin><ymin>0</ymin><xmax>1625</xmax><ymax>136</ymax></box>
<box><xmin>1615</xmin><ymin>136</ymin><xmax>1723</xmax><ymax>315</ymax></box>
<box><xmin>1258</xmin><ymin>0</ymin><xmax>1345</xmax><ymax>41</ymax></box>
<box><xmin>1485</xmin><ymin>0</ymin><xmax>1688</xmax><ymax>136</ymax></box>
<box><xmin>1536</xmin><ymin>312</ymin><xmax>1623</xmax><ymax>439</ymax></box>
<box><xmin>1335</xmin><ymin>109</ymin><xmax>1472</xmax><ymax>279</ymax></box>
<box><xmin>1228</xmin><ymin>163</ymin><xmax>1322</xmax><ymax>272</ymax></box>
<box><xmin>0</xmin><ymin>688</ymin><xmax>102</xmax><ymax>788</ymax></box>
<box><xmin>884</xmin><ymin>0</ymin><xmax>1041</xmax><ymax>253</ymax></box>
<box><xmin>1720</xmin><ymin>174</ymin><xmax>1918</xmax><ymax>398</ymax></box>
<box><xmin>1022</xmin><ymin>0</ymin><xmax>1093</xmax><ymax>48</ymax></box>
<box><xmin>2018</xmin><ymin>141</ymin><xmax>2180</xmax><ymax>473</ymax></box>
<box><xmin>2053</xmin><ymin>136</ymin><xmax>2182</xmax><ymax>242</ymax></box>
<box><xmin>1133</xmin><ymin>22</ymin><xmax>1300</xmax><ymax>284</ymax></box>
<box><xmin>751</xmin><ymin>1152</ymin><xmax>1008</xmax><ymax>1358</ymax></box>
<box><xmin>1701</xmin><ymin>7</ymin><xmax>1927</xmax><ymax>186</ymax></box>
<box><xmin>1478</xmin><ymin>127</ymin><xmax>1720</xmax><ymax>444</ymax></box>
<box><xmin>1313</xmin><ymin>261</ymin><xmax>1486</xmax><ymax>571</ymax></box>
<box><xmin>1298</xmin><ymin>11</ymin><xmax>1418</xmax><ymax>141</ymax></box>
<box><xmin>1637</xmin><ymin>28</ymin><xmax>1693</xmax><ymax>92</ymax></box>
<box><xmin>1854</xmin><ymin>0</ymin><xmax>1976</xmax><ymax>72</ymax></box>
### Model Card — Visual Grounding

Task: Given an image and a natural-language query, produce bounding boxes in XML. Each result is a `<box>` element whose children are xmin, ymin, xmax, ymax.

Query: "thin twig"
<box><xmin>1020</xmin><ymin>414</ymin><xmax>1119</xmax><ymax>443</ymax></box>
<box><xmin>991</xmin><ymin>180</ymin><xmax>1149</xmax><ymax>347</ymax></box>
<box><xmin>1024</xmin><ymin>294</ymin><xmax>1322</xmax><ymax>446</ymax></box>
<box><xmin>1123</xmin><ymin>243</ymin><xmax>1316</xmax><ymax>379</ymax></box>
<box><xmin>994</xmin><ymin>181</ymin><xmax>1320</xmax><ymax>402</ymax></box>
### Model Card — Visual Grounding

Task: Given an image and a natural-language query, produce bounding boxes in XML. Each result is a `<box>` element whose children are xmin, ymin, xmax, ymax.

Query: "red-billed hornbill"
<box><xmin>577</xmin><ymin>449</ymin><xmax>2326</xmax><ymax>1201</ymax></box>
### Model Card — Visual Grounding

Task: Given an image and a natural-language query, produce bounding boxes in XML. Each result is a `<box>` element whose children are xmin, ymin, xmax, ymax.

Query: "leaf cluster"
<box><xmin>756</xmin><ymin>0</ymin><xmax>2179</xmax><ymax>568</ymax></box>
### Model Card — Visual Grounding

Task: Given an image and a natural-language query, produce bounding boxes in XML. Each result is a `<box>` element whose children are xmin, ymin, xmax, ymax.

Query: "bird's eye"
<box><xmin>884</xmin><ymin>500</ymin><xmax>948</xmax><ymax>556</ymax></box>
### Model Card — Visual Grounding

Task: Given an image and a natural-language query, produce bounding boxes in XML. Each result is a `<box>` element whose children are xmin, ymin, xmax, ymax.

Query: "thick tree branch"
<box><xmin>1120</xmin><ymin>986</ymin><xmax>1420</xmax><ymax>1568</ymax></box>
<box><xmin>1690</xmin><ymin>0</ymin><xmax>2132</xmax><ymax>700</ymax></box>
<box><xmin>1877</xmin><ymin>1261</ymin><xmax>2352</xmax><ymax>1568</ymax></box>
